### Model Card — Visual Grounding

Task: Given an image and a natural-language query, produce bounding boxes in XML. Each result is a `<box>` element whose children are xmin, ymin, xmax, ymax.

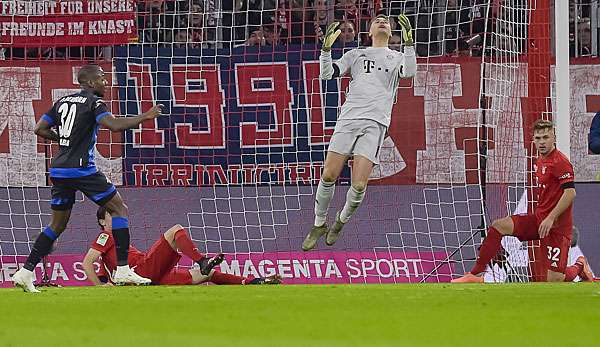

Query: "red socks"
<box><xmin>210</xmin><ymin>271</ymin><xmax>248</xmax><ymax>285</ymax></box>
<box><xmin>174</xmin><ymin>229</ymin><xmax>204</xmax><ymax>262</ymax></box>
<box><xmin>471</xmin><ymin>227</ymin><xmax>503</xmax><ymax>275</ymax></box>
<box><xmin>564</xmin><ymin>262</ymin><xmax>584</xmax><ymax>282</ymax></box>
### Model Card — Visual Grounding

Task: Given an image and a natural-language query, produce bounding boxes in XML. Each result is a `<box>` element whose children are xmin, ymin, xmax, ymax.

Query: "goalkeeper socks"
<box><xmin>24</xmin><ymin>227</ymin><xmax>58</xmax><ymax>271</ymax></box>
<box><xmin>564</xmin><ymin>262</ymin><xmax>584</xmax><ymax>282</ymax></box>
<box><xmin>111</xmin><ymin>217</ymin><xmax>130</xmax><ymax>266</ymax></box>
<box><xmin>339</xmin><ymin>186</ymin><xmax>365</xmax><ymax>223</ymax></box>
<box><xmin>211</xmin><ymin>271</ymin><xmax>246</xmax><ymax>285</ymax></box>
<box><xmin>471</xmin><ymin>227</ymin><xmax>503</xmax><ymax>275</ymax></box>
<box><xmin>314</xmin><ymin>179</ymin><xmax>335</xmax><ymax>226</ymax></box>
<box><xmin>174</xmin><ymin>228</ymin><xmax>204</xmax><ymax>262</ymax></box>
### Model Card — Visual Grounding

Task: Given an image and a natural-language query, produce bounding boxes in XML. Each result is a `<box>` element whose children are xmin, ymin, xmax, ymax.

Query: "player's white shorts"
<box><xmin>327</xmin><ymin>118</ymin><xmax>387</xmax><ymax>165</ymax></box>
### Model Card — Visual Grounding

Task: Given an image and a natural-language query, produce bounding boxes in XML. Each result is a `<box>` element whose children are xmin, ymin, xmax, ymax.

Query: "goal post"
<box><xmin>0</xmin><ymin>0</ymin><xmax>573</xmax><ymax>286</ymax></box>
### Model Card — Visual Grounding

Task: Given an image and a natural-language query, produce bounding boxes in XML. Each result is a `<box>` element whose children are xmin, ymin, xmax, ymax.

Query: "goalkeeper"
<box><xmin>303</xmin><ymin>14</ymin><xmax>417</xmax><ymax>251</ymax></box>
<box><xmin>83</xmin><ymin>207</ymin><xmax>282</xmax><ymax>286</ymax></box>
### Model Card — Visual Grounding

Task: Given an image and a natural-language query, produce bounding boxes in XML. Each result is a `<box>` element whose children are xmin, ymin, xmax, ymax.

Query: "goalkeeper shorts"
<box><xmin>327</xmin><ymin>118</ymin><xmax>387</xmax><ymax>165</ymax></box>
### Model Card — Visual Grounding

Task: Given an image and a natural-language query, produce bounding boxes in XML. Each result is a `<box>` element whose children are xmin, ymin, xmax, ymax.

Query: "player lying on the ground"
<box><xmin>453</xmin><ymin>119</ymin><xmax>594</xmax><ymax>283</ymax></box>
<box><xmin>302</xmin><ymin>14</ymin><xmax>417</xmax><ymax>251</ymax></box>
<box><xmin>13</xmin><ymin>64</ymin><xmax>164</xmax><ymax>293</ymax></box>
<box><xmin>83</xmin><ymin>207</ymin><xmax>282</xmax><ymax>286</ymax></box>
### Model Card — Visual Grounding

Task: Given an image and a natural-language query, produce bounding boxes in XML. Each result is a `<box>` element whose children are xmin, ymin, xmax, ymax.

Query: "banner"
<box><xmin>0</xmin><ymin>0</ymin><xmax>137</xmax><ymax>47</ymax></box>
<box><xmin>0</xmin><ymin>251</ymin><xmax>452</xmax><ymax>287</ymax></box>
<box><xmin>2</xmin><ymin>56</ymin><xmax>600</xmax><ymax>187</ymax></box>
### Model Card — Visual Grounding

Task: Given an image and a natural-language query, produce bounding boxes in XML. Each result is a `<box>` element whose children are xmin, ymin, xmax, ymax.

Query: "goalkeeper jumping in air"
<box><xmin>302</xmin><ymin>14</ymin><xmax>417</xmax><ymax>251</ymax></box>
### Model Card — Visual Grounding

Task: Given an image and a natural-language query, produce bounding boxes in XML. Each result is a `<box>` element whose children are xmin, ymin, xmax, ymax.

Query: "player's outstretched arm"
<box><xmin>99</xmin><ymin>104</ymin><xmax>164</xmax><ymax>132</ymax></box>
<box><xmin>34</xmin><ymin>118</ymin><xmax>59</xmax><ymax>142</ymax></box>
<box><xmin>82</xmin><ymin>248</ymin><xmax>105</xmax><ymax>286</ymax></box>
<box><xmin>398</xmin><ymin>14</ymin><xmax>417</xmax><ymax>78</ymax></box>
<box><xmin>319</xmin><ymin>22</ymin><xmax>341</xmax><ymax>80</ymax></box>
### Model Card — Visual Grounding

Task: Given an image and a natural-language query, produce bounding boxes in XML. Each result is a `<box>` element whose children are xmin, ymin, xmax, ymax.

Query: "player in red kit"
<box><xmin>82</xmin><ymin>206</ymin><xmax>282</xmax><ymax>286</ymax></box>
<box><xmin>453</xmin><ymin>119</ymin><xmax>594</xmax><ymax>283</ymax></box>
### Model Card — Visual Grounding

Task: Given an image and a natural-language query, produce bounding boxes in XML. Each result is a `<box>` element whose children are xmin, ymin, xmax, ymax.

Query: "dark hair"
<box><xmin>97</xmin><ymin>206</ymin><xmax>109</xmax><ymax>229</ymax></box>
<box><xmin>532</xmin><ymin>119</ymin><xmax>554</xmax><ymax>132</ymax></box>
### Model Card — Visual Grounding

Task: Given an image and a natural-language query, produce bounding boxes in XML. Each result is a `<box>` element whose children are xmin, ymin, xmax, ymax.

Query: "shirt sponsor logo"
<box><xmin>559</xmin><ymin>173</ymin><xmax>572</xmax><ymax>180</ymax></box>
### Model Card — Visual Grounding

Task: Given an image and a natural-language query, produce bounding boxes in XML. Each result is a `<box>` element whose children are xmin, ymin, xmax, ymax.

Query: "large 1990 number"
<box><xmin>58</xmin><ymin>103</ymin><xmax>77</xmax><ymax>146</ymax></box>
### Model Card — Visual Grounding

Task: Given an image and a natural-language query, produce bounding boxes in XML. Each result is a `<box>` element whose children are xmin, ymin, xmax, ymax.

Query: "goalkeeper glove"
<box><xmin>322</xmin><ymin>22</ymin><xmax>341</xmax><ymax>52</ymax></box>
<box><xmin>397</xmin><ymin>14</ymin><xmax>414</xmax><ymax>46</ymax></box>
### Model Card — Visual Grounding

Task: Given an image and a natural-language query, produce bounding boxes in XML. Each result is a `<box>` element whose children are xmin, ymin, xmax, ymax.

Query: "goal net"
<box><xmin>0</xmin><ymin>0</ymin><xmax>556</xmax><ymax>286</ymax></box>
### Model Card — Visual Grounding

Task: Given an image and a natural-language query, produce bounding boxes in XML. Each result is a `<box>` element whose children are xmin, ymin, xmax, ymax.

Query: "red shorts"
<box><xmin>158</xmin><ymin>268</ymin><xmax>193</xmax><ymax>285</ymax></box>
<box><xmin>134</xmin><ymin>236</ymin><xmax>181</xmax><ymax>283</ymax></box>
<box><xmin>511</xmin><ymin>214</ymin><xmax>571</xmax><ymax>273</ymax></box>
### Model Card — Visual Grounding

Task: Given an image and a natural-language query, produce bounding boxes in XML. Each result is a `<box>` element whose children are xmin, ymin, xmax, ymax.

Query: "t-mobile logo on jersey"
<box><xmin>363</xmin><ymin>60</ymin><xmax>376</xmax><ymax>73</ymax></box>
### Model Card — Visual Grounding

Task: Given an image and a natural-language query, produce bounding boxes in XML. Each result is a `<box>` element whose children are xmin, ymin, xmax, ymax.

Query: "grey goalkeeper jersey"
<box><xmin>320</xmin><ymin>46</ymin><xmax>417</xmax><ymax>127</ymax></box>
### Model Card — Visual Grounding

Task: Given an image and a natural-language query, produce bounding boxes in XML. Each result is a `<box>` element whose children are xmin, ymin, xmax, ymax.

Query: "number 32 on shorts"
<box><xmin>546</xmin><ymin>246</ymin><xmax>560</xmax><ymax>262</ymax></box>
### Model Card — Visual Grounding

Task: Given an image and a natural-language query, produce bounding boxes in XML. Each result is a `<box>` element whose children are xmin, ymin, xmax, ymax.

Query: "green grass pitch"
<box><xmin>1</xmin><ymin>283</ymin><xmax>599</xmax><ymax>347</ymax></box>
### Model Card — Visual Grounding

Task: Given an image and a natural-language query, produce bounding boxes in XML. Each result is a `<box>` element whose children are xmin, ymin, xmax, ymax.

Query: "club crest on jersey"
<box><xmin>96</xmin><ymin>233</ymin><xmax>109</xmax><ymax>246</ymax></box>
<box><xmin>541</xmin><ymin>166</ymin><xmax>546</xmax><ymax>175</ymax></box>
<box><xmin>387</xmin><ymin>54</ymin><xmax>394</xmax><ymax>60</ymax></box>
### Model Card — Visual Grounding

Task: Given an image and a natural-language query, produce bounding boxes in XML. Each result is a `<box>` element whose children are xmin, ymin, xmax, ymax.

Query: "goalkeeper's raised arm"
<box><xmin>319</xmin><ymin>15</ymin><xmax>416</xmax><ymax>81</ymax></box>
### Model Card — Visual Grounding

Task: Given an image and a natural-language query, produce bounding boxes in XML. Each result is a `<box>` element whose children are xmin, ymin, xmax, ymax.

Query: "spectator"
<box><xmin>467</xmin><ymin>0</ymin><xmax>487</xmax><ymax>56</ymax></box>
<box><xmin>388</xmin><ymin>33</ymin><xmax>402</xmax><ymax>51</ymax></box>
<box><xmin>444</xmin><ymin>0</ymin><xmax>470</xmax><ymax>55</ymax></box>
<box><xmin>589</xmin><ymin>111</ymin><xmax>600</xmax><ymax>154</ymax></box>
<box><xmin>339</xmin><ymin>20</ymin><xmax>357</xmax><ymax>43</ymax></box>
<box><xmin>245</xmin><ymin>27</ymin><xmax>267</xmax><ymax>46</ymax></box>
<box><xmin>578</xmin><ymin>18</ymin><xmax>592</xmax><ymax>56</ymax></box>
<box><xmin>311</xmin><ymin>0</ymin><xmax>343</xmax><ymax>44</ymax></box>
<box><xmin>232</xmin><ymin>0</ymin><xmax>276</xmax><ymax>45</ymax></box>
<box><xmin>314</xmin><ymin>0</ymin><xmax>329</xmax><ymax>28</ymax></box>
<box><xmin>173</xmin><ymin>29</ymin><xmax>189</xmax><ymax>49</ymax></box>
<box><xmin>189</xmin><ymin>1</ymin><xmax>204</xmax><ymax>29</ymax></box>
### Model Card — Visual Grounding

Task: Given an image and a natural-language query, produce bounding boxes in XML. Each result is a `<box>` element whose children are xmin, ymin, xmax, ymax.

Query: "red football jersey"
<box><xmin>534</xmin><ymin>148</ymin><xmax>575</xmax><ymax>229</ymax></box>
<box><xmin>90</xmin><ymin>230</ymin><xmax>146</xmax><ymax>276</ymax></box>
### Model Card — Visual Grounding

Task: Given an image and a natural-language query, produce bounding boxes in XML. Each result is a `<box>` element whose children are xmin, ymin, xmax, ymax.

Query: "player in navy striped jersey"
<box><xmin>302</xmin><ymin>14</ymin><xmax>417</xmax><ymax>251</ymax></box>
<box><xmin>12</xmin><ymin>64</ymin><xmax>166</xmax><ymax>292</ymax></box>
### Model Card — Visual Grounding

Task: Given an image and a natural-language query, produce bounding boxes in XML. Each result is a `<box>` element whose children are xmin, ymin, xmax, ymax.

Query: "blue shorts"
<box><xmin>50</xmin><ymin>172</ymin><xmax>116</xmax><ymax>211</ymax></box>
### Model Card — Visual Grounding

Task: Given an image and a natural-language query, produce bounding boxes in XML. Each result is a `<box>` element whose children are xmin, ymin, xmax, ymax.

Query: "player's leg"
<box><xmin>470</xmin><ymin>216</ymin><xmax>516</xmax><ymax>274</ymax></box>
<box><xmin>13</xmin><ymin>182</ymin><xmax>75</xmax><ymax>292</ymax></box>
<box><xmin>208</xmin><ymin>270</ymin><xmax>283</xmax><ymax>285</ymax></box>
<box><xmin>162</xmin><ymin>225</ymin><xmax>224</xmax><ymax>275</ymax></box>
<box><xmin>302</xmin><ymin>150</ymin><xmax>348</xmax><ymax>251</ymax></box>
<box><xmin>326</xmin><ymin>120</ymin><xmax>384</xmax><ymax>246</ymax></box>
<box><xmin>543</xmin><ymin>231</ymin><xmax>590</xmax><ymax>282</ymax></box>
<box><xmin>452</xmin><ymin>215</ymin><xmax>524</xmax><ymax>283</ymax></box>
<box><xmin>455</xmin><ymin>214</ymin><xmax>544</xmax><ymax>282</ymax></box>
<box><xmin>158</xmin><ymin>268</ymin><xmax>249</xmax><ymax>285</ymax></box>
<box><xmin>80</xmin><ymin>172</ymin><xmax>150</xmax><ymax>285</ymax></box>
<box><xmin>325</xmin><ymin>154</ymin><xmax>371</xmax><ymax>246</ymax></box>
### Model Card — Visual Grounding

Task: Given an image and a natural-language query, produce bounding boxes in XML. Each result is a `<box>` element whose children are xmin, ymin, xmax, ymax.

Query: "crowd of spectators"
<box><xmin>0</xmin><ymin>0</ymin><xmax>596</xmax><ymax>60</ymax></box>
<box><xmin>570</xmin><ymin>0</ymin><xmax>594</xmax><ymax>57</ymax></box>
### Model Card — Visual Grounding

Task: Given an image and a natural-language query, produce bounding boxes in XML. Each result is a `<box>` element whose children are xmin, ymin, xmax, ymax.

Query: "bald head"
<box><xmin>77</xmin><ymin>64</ymin><xmax>107</xmax><ymax>96</ymax></box>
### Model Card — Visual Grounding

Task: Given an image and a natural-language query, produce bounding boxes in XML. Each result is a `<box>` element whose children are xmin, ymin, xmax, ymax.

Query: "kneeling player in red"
<box><xmin>83</xmin><ymin>206</ymin><xmax>282</xmax><ymax>286</ymax></box>
<box><xmin>453</xmin><ymin>119</ymin><xmax>593</xmax><ymax>283</ymax></box>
